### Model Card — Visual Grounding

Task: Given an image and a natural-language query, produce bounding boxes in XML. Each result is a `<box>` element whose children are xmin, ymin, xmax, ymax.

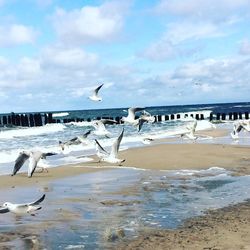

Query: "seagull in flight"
<box><xmin>231</xmin><ymin>120</ymin><xmax>250</xmax><ymax>139</ymax></box>
<box><xmin>95</xmin><ymin>128</ymin><xmax>125</xmax><ymax>165</ymax></box>
<box><xmin>181</xmin><ymin>120</ymin><xmax>198</xmax><ymax>140</ymax></box>
<box><xmin>12</xmin><ymin>151</ymin><xmax>56</xmax><ymax>178</ymax></box>
<box><xmin>88</xmin><ymin>84</ymin><xmax>104</xmax><ymax>102</ymax></box>
<box><xmin>121</xmin><ymin>107</ymin><xmax>145</xmax><ymax>126</ymax></box>
<box><xmin>137</xmin><ymin>111</ymin><xmax>155</xmax><ymax>132</ymax></box>
<box><xmin>92</xmin><ymin>119</ymin><xmax>117</xmax><ymax>138</ymax></box>
<box><xmin>59</xmin><ymin>130</ymin><xmax>92</xmax><ymax>151</ymax></box>
<box><xmin>0</xmin><ymin>194</ymin><xmax>45</xmax><ymax>216</ymax></box>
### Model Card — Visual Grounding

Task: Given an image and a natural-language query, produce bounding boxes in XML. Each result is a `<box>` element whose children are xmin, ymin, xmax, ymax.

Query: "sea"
<box><xmin>0</xmin><ymin>101</ymin><xmax>250</xmax><ymax>175</ymax></box>
<box><xmin>1</xmin><ymin>102</ymin><xmax>250</xmax><ymax>249</ymax></box>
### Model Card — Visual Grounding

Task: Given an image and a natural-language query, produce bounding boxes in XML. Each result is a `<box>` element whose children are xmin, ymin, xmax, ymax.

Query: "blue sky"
<box><xmin>0</xmin><ymin>0</ymin><xmax>250</xmax><ymax>112</ymax></box>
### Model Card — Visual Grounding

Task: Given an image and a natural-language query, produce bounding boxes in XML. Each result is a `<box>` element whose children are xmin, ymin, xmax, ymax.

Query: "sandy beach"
<box><xmin>1</xmin><ymin>127</ymin><xmax>250</xmax><ymax>249</ymax></box>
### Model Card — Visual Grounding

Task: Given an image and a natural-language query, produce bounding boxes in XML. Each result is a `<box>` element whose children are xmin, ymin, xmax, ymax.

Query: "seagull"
<box><xmin>137</xmin><ymin>111</ymin><xmax>155</xmax><ymax>132</ymax></box>
<box><xmin>95</xmin><ymin>128</ymin><xmax>125</xmax><ymax>165</ymax></box>
<box><xmin>0</xmin><ymin>194</ymin><xmax>45</xmax><ymax>216</ymax></box>
<box><xmin>12</xmin><ymin>151</ymin><xmax>56</xmax><ymax>178</ymax></box>
<box><xmin>181</xmin><ymin>120</ymin><xmax>198</xmax><ymax>140</ymax></box>
<box><xmin>140</xmin><ymin>111</ymin><xmax>155</xmax><ymax>123</ymax></box>
<box><xmin>94</xmin><ymin>139</ymin><xmax>109</xmax><ymax>161</ymax></box>
<box><xmin>231</xmin><ymin>120</ymin><xmax>250</xmax><ymax>139</ymax></box>
<box><xmin>92</xmin><ymin>119</ymin><xmax>117</xmax><ymax>138</ymax></box>
<box><xmin>88</xmin><ymin>84</ymin><xmax>104</xmax><ymax>102</ymax></box>
<box><xmin>121</xmin><ymin>107</ymin><xmax>145</xmax><ymax>126</ymax></box>
<box><xmin>59</xmin><ymin>130</ymin><xmax>92</xmax><ymax>151</ymax></box>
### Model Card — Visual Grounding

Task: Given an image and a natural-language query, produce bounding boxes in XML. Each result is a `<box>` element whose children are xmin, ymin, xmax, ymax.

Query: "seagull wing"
<box><xmin>0</xmin><ymin>207</ymin><xmax>9</xmax><ymax>213</ymax></box>
<box><xmin>83</xmin><ymin>129</ymin><xmax>92</xmax><ymax>138</ymax></box>
<box><xmin>100</xmin><ymin>119</ymin><xmax>117</xmax><ymax>125</ymax></box>
<box><xmin>69</xmin><ymin>137</ymin><xmax>80</xmax><ymax>143</ymax></box>
<box><xmin>138</xmin><ymin>118</ymin><xmax>147</xmax><ymax>132</ymax></box>
<box><xmin>92</xmin><ymin>120</ymin><xmax>106</xmax><ymax>131</ymax></box>
<box><xmin>29</xmin><ymin>194</ymin><xmax>46</xmax><ymax>206</ymax></box>
<box><xmin>94</xmin><ymin>84</ymin><xmax>103</xmax><ymax>95</ymax></box>
<box><xmin>28</xmin><ymin>151</ymin><xmax>42</xmax><ymax>178</ymax></box>
<box><xmin>192</xmin><ymin>120</ymin><xmax>197</xmax><ymax>134</ymax></box>
<box><xmin>41</xmin><ymin>152</ymin><xmax>57</xmax><ymax>159</ymax></box>
<box><xmin>13</xmin><ymin>194</ymin><xmax>46</xmax><ymax>209</ymax></box>
<box><xmin>128</xmin><ymin>107</ymin><xmax>145</xmax><ymax>120</ymax></box>
<box><xmin>110</xmin><ymin>128</ymin><xmax>124</xmax><ymax>158</ymax></box>
<box><xmin>12</xmin><ymin>152</ymin><xmax>30</xmax><ymax>176</ymax></box>
<box><xmin>95</xmin><ymin>139</ymin><xmax>109</xmax><ymax>156</ymax></box>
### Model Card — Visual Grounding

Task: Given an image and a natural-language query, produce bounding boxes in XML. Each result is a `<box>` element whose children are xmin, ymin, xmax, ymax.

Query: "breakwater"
<box><xmin>0</xmin><ymin>110</ymin><xmax>249</xmax><ymax>127</ymax></box>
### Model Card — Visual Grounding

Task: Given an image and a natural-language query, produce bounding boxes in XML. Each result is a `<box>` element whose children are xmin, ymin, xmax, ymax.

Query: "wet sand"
<box><xmin>118</xmin><ymin>200</ymin><xmax>250</xmax><ymax>250</ymax></box>
<box><xmin>1</xmin><ymin>127</ymin><xmax>250</xmax><ymax>249</ymax></box>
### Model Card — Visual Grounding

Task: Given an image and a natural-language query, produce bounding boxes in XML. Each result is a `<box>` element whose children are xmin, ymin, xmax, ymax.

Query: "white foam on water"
<box><xmin>0</xmin><ymin>123</ymin><xmax>66</xmax><ymax>139</ymax></box>
<box><xmin>52</xmin><ymin>112</ymin><xmax>69</xmax><ymax>117</ymax></box>
<box><xmin>68</xmin><ymin>121</ymin><xmax>92</xmax><ymax>127</ymax></box>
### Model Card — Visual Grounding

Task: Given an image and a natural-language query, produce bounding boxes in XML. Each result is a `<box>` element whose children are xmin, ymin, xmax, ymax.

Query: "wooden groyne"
<box><xmin>0</xmin><ymin>111</ymin><xmax>249</xmax><ymax>127</ymax></box>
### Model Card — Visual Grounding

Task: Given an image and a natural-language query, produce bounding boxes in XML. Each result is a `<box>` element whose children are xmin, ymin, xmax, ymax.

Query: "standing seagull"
<box><xmin>88</xmin><ymin>84</ymin><xmax>104</xmax><ymax>102</ymax></box>
<box><xmin>0</xmin><ymin>194</ymin><xmax>45</xmax><ymax>216</ymax></box>
<box><xmin>12</xmin><ymin>151</ymin><xmax>56</xmax><ymax>178</ymax></box>
<box><xmin>95</xmin><ymin>128</ymin><xmax>125</xmax><ymax>165</ymax></box>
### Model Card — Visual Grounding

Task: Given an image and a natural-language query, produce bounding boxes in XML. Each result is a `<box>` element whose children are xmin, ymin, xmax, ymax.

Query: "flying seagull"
<box><xmin>0</xmin><ymin>194</ymin><xmax>45</xmax><ymax>216</ymax></box>
<box><xmin>12</xmin><ymin>151</ymin><xmax>56</xmax><ymax>178</ymax></box>
<box><xmin>137</xmin><ymin>111</ymin><xmax>155</xmax><ymax>132</ymax></box>
<box><xmin>91</xmin><ymin>119</ymin><xmax>117</xmax><ymax>138</ymax></box>
<box><xmin>231</xmin><ymin>120</ymin><xmax>250</xmax><ymax>139</ymax></box>
<box><xmin>181</xmin><ymin>120</ymin><xmax>198</xmax><ymax>140</ymax></box>
<box><xmin>94</xmin><ymin>139</ymin><xmax>109</xmax><ymax>160</ymax></box>
<box><xmin>95</xmin><ymin>128</ymin><xmax>125</xmax><ymax>165</ymax></box>
<box><xmin>121</xmin><ymin>107</ymin><xmax>145</xmax><ymax>126</ymax></box>
<box><xmin>59</xmin><ymin>130</ymin><xmax>92</xmax><ymax>151</ymax></box>
<box><xmin>88</xmin><ymin>84</ymin><xmax>104</xmax><ymax>102</ymax></box>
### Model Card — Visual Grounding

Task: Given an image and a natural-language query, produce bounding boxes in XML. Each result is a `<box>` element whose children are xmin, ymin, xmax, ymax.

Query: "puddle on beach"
<box><xmin>1</xmin><ymin>167</ymin><xmax>250</xmax><ymax>249</ymax></box>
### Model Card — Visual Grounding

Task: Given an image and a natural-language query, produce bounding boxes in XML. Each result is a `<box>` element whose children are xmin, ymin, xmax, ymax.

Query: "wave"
<box><xmin>52</xmin><ymin>112</ymin><xmax>69</xmax><ymax>117</ymax></box>
<box><xmin>0</xmin><ymin>124</ymin><xmax>66</xmax><ymax>139</ymax></box>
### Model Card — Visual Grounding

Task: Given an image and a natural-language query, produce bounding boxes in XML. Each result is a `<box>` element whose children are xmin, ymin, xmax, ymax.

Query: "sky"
<box><xmin>0</xmin><ymin>0</ymin><xmax>250</xmax><ymax>113</ymax></box>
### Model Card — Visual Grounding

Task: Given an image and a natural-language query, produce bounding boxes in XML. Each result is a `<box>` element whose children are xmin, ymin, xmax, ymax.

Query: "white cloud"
<box><xmin>52</xmin><ymin>1</ymin><xmax>130</xmax><ymax>45</ymax></box>
<box><xmin>155</xmin><ymin>0</ymin><xmax>250</xmax><ymax>23</ymax></box>
<box><xmin>239</xmin><ymin>39</ymin><xmax>250</xmax><ymax>54</ymax></box>
<box><xmin>166</xmin><ymin>21</ymin><xmax>223</xmax><ymax>44</ymax></box>
<box><xmin>41</xmin><ymin>46</ymin><xmax>98</xmax><ymax>69</ymax></box>
<box><xmin>0</xmin><ymin>24</ymin><xmax>37</xmax><ymax>47</ymax></box>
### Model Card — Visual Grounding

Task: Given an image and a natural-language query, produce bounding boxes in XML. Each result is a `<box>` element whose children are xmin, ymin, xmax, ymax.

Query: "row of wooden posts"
<box><xmin>0</xmin><ymin>111</ymin><xmax>249</xmax><ymax>127</ymax></box>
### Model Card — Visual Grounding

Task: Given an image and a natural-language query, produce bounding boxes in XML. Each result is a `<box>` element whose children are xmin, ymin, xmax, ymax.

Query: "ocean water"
<box><xmin>0</xmin><ymin>102</ymin><xmax>249</xmax><ymax>175</ymax></box>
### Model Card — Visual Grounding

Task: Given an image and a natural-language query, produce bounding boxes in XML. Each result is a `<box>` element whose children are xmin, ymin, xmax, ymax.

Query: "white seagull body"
<box><xmin>231</xmin><ymin>120</ymin><xmax>250</xmax><ymax>139</ymax></box>
<box><xmin>181</xmin><ymin>120</ymin><xmax>198</xmax><ymax>140</ymax></box>
<box><xmin>12</xmin><ymin>151</ymin><xmax>56</xmax><ymax>178</ymax></box>
<box><xmin>92</xmin><ymin>119</ymin><xmax>117</xmax><ymax>137</ymax></box>
<box><xmin>59</xmin><ymin>130</ymin><xmax>92</xmax><ymax>151</ymax></box>
<box><xmin>88</xmin><ymin>84</ymin><xmax>104</xmax><ymax>102</ymax></box>
<box><xmin>95</xmin><ymin>128</ymin><xmax>125</xmax><ymax>165</ymax></box>
<box><xmin>0</xmin><ymin>194</ymin><xmax>45</xmax><ymax>216</ymax></box>
<box><xmin>121</xmin><ymin>107</ymin><xmax>145</xmax><ymax>125</ymax></box>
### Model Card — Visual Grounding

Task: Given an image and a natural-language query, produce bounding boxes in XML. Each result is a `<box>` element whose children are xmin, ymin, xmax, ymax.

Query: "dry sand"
<box><xmin>1</xmin><ymin>127</ymin><xmax>250</xmax><ymax>249</ymax></box>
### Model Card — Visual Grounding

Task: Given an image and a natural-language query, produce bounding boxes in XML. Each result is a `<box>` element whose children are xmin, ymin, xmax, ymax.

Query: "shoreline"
<box><xmin>1</xmin><ymin>128</ymin><xmax>250</xmax><ymax>189</ymax></box>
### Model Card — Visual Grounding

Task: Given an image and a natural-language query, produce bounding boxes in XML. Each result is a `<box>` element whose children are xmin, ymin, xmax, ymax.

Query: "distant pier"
<box><xmin>0</xmin><ymin>111</ymin><xmax>249</xmax><ymax>127</ymax></box>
